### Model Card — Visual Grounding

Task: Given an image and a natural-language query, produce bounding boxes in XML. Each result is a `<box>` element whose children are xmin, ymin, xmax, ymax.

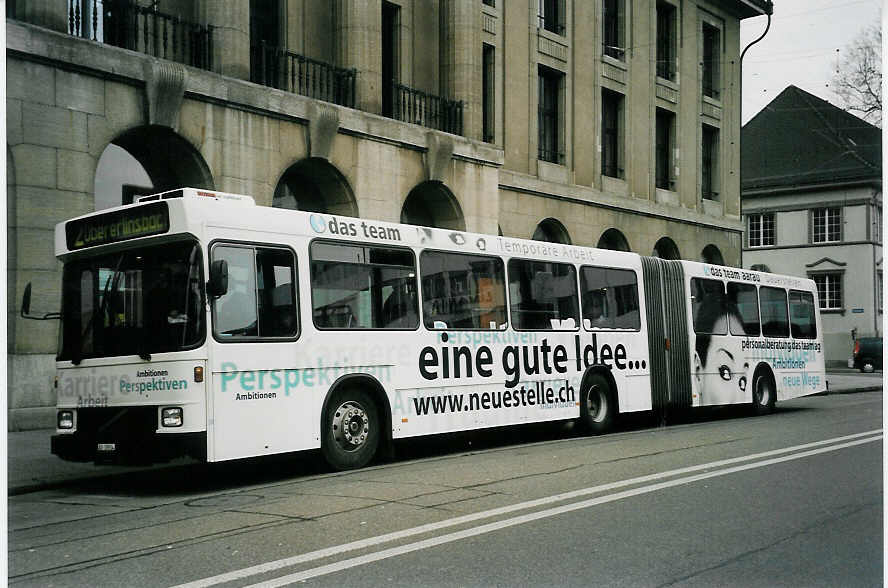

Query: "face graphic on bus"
<box><xmin>692</xmin><ymin>278</ymin><xmax>749</xmax><ymax>401</ymax></box>
<box><xmin>694</xmin><ymin>337</ymin><xmax>748</xmax><ymax>401</ymax></box>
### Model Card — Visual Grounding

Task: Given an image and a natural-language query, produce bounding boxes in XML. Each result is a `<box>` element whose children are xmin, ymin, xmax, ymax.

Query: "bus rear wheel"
<box><xmin>322</xmin><ymin>388</ymin><xmax>380</xmax><ymax>470</ymax></box>
<box><xmin>580</xmin><ymin>373</ymin><xmax>615</xmax><ymax>434</ymax></box>
<box><xmin>752</xmin><ymin>371</ymin><xmax>776</xmax><ymax>416</ymax></box>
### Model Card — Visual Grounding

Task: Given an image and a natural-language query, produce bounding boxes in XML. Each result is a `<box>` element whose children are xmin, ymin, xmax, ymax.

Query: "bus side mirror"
<box><xmin>21</xmin><ymin>282</ymin><xmax>60</xmax><ymax>320</ymax></box>
<box><xmin>207</xmin><ymin>260</ymin><xmax>228</xmax><ymax>297</ymax></box>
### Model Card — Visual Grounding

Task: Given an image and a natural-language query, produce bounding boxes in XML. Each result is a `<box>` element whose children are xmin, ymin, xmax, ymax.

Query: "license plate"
<box><xmin>97</xmin><ymin>443</ymin><xmax>116</xmax><ymax>452</ymax></box>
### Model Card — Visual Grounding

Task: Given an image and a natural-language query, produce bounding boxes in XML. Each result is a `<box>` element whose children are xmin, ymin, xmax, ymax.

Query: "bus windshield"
<box><xmin>59</xmin><ymin>240</ymin><xmax>205</xmax><ymax>362</ymax></box>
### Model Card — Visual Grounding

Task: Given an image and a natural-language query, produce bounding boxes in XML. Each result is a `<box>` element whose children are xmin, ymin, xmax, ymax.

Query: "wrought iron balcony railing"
<box><xmin>67</xmin><ymin>0</ymin><xmax>213</xmax><ymax>71</ymax></box>
<box><xmin>390</xmin><ymin>83</ymin><xmax>463</xmax><ymax>136</ymax></box>
<box><xmin>251</xmin><ymin>42</ymin><xmax>356</xmax><ymax>109</ymax></box>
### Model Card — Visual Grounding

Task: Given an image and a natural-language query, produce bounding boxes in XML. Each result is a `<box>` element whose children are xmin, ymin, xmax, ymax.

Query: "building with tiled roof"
<box><xmin>742</xmin><ymin>85</ymin><xmax>882</xmax><ymax>365</ymax></box>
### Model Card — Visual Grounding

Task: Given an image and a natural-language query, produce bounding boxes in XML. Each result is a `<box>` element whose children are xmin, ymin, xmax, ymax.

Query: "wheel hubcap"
<box><xmin>757</xmin><ymin>379</ymin><xmax>771</xmax><ymax>406</ymax></box>
<box><xmin>332</xmin><ymin>401</ymin><xmax>369</xmax><ymax>451</ymax></box>
<box><xmin>587</xmin><ymin>386</ymin><xmax>607</xmax><ymax>423</ymax></box>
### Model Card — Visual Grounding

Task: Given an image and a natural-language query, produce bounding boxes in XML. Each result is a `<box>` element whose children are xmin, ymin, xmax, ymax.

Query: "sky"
<box><xmin>739</xmin><ymin>0</ymin><xmax>883</xmax><ymax>125</ymax></box>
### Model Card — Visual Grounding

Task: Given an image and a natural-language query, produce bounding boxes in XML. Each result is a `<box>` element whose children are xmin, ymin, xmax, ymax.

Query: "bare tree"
<box><xmin>833</xmin><ymin>24</ymin><xmax>882</xmax><ymax>127</ymax></box>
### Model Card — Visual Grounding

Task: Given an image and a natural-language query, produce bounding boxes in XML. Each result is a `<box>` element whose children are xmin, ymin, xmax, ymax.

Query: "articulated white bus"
<box><xmin>41</xmin><ymin>188</ymin><xmax>826</xmax><ymax>470</ymax></box>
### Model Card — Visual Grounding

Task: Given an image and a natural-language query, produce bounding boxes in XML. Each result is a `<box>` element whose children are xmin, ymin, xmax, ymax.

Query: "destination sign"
<box><xmin>66</xmin><ymin>202</ymin><xmax>170</xmax><ymax>250</ymax></box>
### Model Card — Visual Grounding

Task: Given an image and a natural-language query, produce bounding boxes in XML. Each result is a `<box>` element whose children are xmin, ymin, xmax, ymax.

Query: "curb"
<box><xmin>813</xmin><ymin>385</ymin><xmax>883</xmax><ymax>397</ymax></box>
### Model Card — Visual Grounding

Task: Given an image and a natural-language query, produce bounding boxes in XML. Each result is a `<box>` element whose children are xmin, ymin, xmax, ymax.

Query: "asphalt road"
<box><xmin>8</xmin><ymin>391</ymin><xmax>882</xmax><ymax>587</ymax></box>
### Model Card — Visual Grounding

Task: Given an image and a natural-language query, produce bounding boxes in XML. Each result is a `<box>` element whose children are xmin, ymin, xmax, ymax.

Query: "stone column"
<box><xmin>336</xmin><ymin>0</ymin><xmax>382</xmax><ymax>114</ymax></box>
<box><xmin>200</xmin><ymin>0</ymin><xmax>250</xmax><ymax>80</ymax></box>
<box><xmin>441</xmin><ymin>0</ymin><xmax>481</xmax><ymax>140</ymax></box>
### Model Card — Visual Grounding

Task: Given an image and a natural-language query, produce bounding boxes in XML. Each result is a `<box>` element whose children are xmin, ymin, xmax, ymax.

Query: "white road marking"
<box><xmin>175</xmin><ymin>430</ymin><xmax>882</xmax><ymax>588</ymax></box>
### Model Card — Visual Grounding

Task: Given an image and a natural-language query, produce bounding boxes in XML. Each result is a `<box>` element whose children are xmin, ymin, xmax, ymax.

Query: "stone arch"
<box><xmin>532</xmin><ymin>218</ymin><xmax>571</xmax><ymax>244</ymax></box>
<box><xmin>597</xmin><ymin>228</ymin><xmax>631</xmax><ymax>251</ymax></box>
<box><xmin>401</xmin><ymin>181</ymin><xmax>466</xmax><ymax>230</ymax></box>
<box><xmin>95</xmin><ymin>125</ymin><xmax>214</xmax><ymax>210</ymax></box>
<box><xmin>273</xmin><ymin>157</ymin><xmax>358</xmax><ymax>216</ymax></box>
<box><xmin>701</xmin><ymin>244</ymin><xmax>724</xmax><ymax>265</ymax></box>
<box><xmin>652</xmin><ymin>236</ymin><xmax>681</xmax><ymax>260</ymax></box>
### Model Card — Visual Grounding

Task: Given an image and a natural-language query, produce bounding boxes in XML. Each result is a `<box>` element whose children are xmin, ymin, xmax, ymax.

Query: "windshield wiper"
<box><xmin>72</xmin><ymin>253</ymin><xmax>125</xmax><ymax>365</ymax></box>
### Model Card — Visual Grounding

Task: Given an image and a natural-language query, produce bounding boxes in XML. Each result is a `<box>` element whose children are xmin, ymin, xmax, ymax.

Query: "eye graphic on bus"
<box><xmin>449</xmin><ymin>233</ymin><xmax>466</xmax><ymax>245</ymax></box>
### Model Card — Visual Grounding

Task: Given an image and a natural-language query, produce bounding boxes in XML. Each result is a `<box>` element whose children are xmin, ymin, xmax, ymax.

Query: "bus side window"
<box><xmin>580</xmin><ymin>266</ymin><xmax>640</xmax><ymax>330</ymax></box>
<box><xmin>256</xmin><ymin>248</ymin><xmax>298</xmax><ymax>337</ymax></box>
<box><xmin>212</xmin><ymin>245</ymin><xmax>259</xmax><ymax>337</ymax></box>
<box><xmin>508</xmin><ymin>259</ymin><xmax>579</xmax><ymax>331</ymax></box>
<box><xmin>727</xmin><ymin>281</ymin><xmax>760</xmax><ymax>336</ymax></box>
<box><xmin>691</xmin><ymin>278</ymin><xmax>727</xmax><ymax>335</ymax></box>
<box><xmin>419</xmin><ymin>250</ymin><xmax>507</xmax><ymax>330</ymax></box>
<box><xmin>789</xmin><ymin>290</ymin><xmax>817</xmax><ymax>339</ymax></box>
<box><xmin>212</xmin><ymin>244</ymin><xmax>298</xmax><ymax>339</ymax></box>
<box><xmin>760</xmin><ymin>286</ymin><xmax>789</xmax><ymax>338</ymax></box>
<box><xmin>310</xmin><ymin>241</ymin><xmax>418</xmax><ymax>330</ymax></box>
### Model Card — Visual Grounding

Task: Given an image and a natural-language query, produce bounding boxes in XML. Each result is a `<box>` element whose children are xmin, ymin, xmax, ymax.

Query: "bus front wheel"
<box><xmin>752</xmin><ymin>371</ymin><xmax>776</xmax><ymax>416</ymax></box>
<box><xmin>322</xmin><ymin>388</ymin><xmax>380</xmax><ymax>470</ymax></box>
<box><xmin>580</xmin><ymin>373</ymin><xmax>615</xmax><ymax>434</ymax></box>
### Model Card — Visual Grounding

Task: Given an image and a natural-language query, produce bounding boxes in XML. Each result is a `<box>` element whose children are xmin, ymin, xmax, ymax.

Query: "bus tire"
<box><xmin>321</xmin><ymin>387</ymin><xmax>380</xmax><ymax>470</ymax></box>
<box><xmin>580</xmin><ymin>373</ymin><xmax>615</xmax><ymax>434</ymax></box>
<box><xmin>752</xmin><ymin>370</ymin><xmax>776</xmax><ymax>416</ymax></box>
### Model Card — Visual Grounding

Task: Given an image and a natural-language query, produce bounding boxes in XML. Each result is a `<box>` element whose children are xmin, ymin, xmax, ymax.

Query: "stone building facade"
<box><xmin>6</xmin><ymin>0</ymin><xmax>770</xmax><ymax>429</ymax></box>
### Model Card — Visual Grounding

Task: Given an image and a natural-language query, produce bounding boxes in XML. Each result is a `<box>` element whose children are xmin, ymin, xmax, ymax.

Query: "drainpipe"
<box><xmin>738</xmin><ymin>8</ymin><xmax>772</xmax><ymax>269</ymax></box>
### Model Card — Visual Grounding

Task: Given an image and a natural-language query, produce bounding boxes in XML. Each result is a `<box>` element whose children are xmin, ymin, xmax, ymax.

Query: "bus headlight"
<box><xmin>58</xmin><ymin>410</ymin><xmax>74</xmax><ymax>430</ymax></box>
<box><xmin>161</xmin><ymin>407</ymin><xmax>183</xmax><ymax>427</ymax></box>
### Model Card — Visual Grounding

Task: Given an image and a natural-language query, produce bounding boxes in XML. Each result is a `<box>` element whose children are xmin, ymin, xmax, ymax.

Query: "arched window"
<box><xmin>532</xmin><ymin>218</ymin><xmax>571</xmax><ymax>244</ymax></box>
<box><xmin>95</xmin><ymin>126</ymin><xmax>213</xmax><ymax>210</ymax></box>
<box><xmin>274</xmin><ymin>158</ymin><xmax>357</xmax><ymax>216</ymax></box>
<box><xmin>401</xmin><ymin>181</ymin><xmax>465</xmax><ymax>230</ymax></box>
<box><xmin>652</xmin><ymin>236</ymin><xmax>681</xmax><ymax>260</ymax></box>
<box><xmin>597</xmin><ymin>228</ymin><xmax>631</xmax><ymax>251</ymax></box>
<box><xmin>701</xmin><ymin>244</ymin><xmax>724</xmax><ymax>265</ymax></box>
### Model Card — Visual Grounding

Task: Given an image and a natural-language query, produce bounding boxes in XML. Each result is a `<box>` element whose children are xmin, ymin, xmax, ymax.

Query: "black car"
<box><xmin>852</xmin><ymin>337</ymin><xmax>883</xmax><ymax>373</ymax></box>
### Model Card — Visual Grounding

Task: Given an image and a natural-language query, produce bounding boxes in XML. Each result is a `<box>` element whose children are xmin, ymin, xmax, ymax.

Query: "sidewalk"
<box><xmin>7</xmin><ymin>371</ymin><xmax>882</xmax><ymax>496</ymax></box>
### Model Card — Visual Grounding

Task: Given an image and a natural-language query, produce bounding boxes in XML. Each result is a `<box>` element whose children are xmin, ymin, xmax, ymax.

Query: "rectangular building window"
<box><xmin>747</xmin><ymin>213</ymin><xmax>775</xmax><ymax>247</ymax></box>
<box><xmin>789</xmin><ymin>290</ymin><xmax>817</xmax><ymax>339</ymax></box>
<box><xmin>249</xmin><ymin>0</ymin><xmax>284</xmax><ymax>86</ymax></box>
<box><xmin>538</xmin><ymin>66</ymin><xmax>563</xmax><ymax>164</ymax></box>
<box><xmin>310</xmin><ymin>241</ymin><xmax>418</xmax><ymax>329</ymax></box>
<box><xmin>702</xmin><ymin>22</ymin><xmax>720</xmax><ymax>99</ymax></box>
<box><xmin>580</xmin><ymin>267</ymin><xmax>640</xmax><ymax>330</ymax></box>
<box><xmin>483</xmin><ymin>44</ymin><xmax>495</xmax><ymax>143</ymax></box>
<box><xmin>702</xmin><ymin>124</ymin><xmax>719</xmax><ymax>200</ymax></box>
<box><xmin>381</xmin><ymin>1</ymin><xmax>400</xmax><ymax>118</ymax></box>
<box><xmin>601</xmin><ymin>89</ymin><xmax>624</xmax><ymax>178</ymax></box>
<box><xmin>508</xmin><ymin>259</ymin><xmax>579</xmax><ymax>330</ymax></box>
<box><xmin>655</xmin><ymin>108</ymin><xmax>675</xmax><ymax>189</ymax></box>
<box><xmin>603</xmin><ymin>0</ymin><xmax>625</xmax><ymax>60</ymax></box>
<box><xmin>812</xmin><ymin>207</ymin><xmax>841</xmax><ymax>243</ymax></box>
<box><xmin>760</xmin><ymin>286</ymin><xmax>789</xmax><ymax>338</ymax></box>
<box><xmin>420</xmin><ymin>250</ymin><xmax>507</xmax><ymax>330</ymax></box>
<box><xmin>811</xmin><ymin>273</ymin><xmax>843</xmax><ymax>310</ymax></box>
<box><xmin>538</xmin><ymin>0</ymin><xmax>564</xmax><ymax>35</ymax></box>
<box><xmin>656</xmin><ymin>1</ymin><xmax>677</xmax><ymax>81</ymax></box>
